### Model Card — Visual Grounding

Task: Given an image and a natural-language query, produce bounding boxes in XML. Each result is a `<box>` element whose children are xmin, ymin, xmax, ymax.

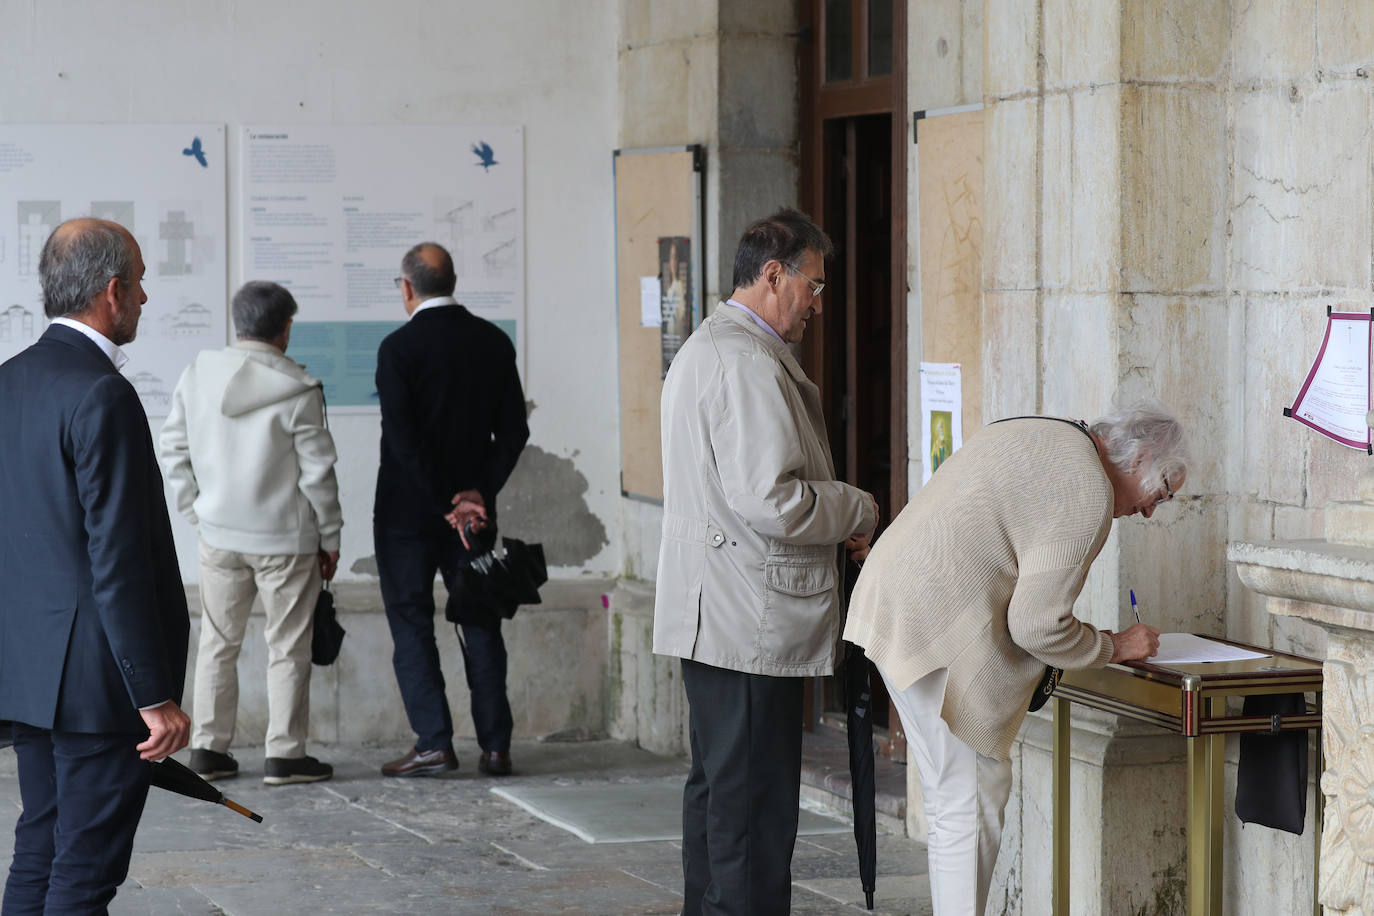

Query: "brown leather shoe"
<box><xmin>381</xmin><ymin>746</ymin><xmax>458</xmax><ymax>778</ymax></box>
<box><xmin>477</xmin><ymin>750</ymin><xmax>512</xmax><ymax>776</ymax></box>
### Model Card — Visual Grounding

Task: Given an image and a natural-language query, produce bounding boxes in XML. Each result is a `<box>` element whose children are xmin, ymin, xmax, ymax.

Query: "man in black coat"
<box><xmin>0</xmin><ymin>218</ymin><xmax>191</xmax><ymax>912</ymax></box>
<box><xmin>375</xmin><ymin>242</ymin><xmax>529</xmax><ymax>778</ymax></box>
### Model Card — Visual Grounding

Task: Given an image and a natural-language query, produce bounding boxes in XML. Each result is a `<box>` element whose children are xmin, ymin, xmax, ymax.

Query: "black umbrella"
<box><xmin>842</xmin><ymin>640</ymin><xmax>877</xmax><ymax>910</ymax></box>
<box><xmin>148</xmin><ymin>757</ymin><xmax>264</xmax><ymax>823</ymax></box>
<box><xmin>458</xmin><ymin>533</ymin><xmax>548</xmax><ymax>620</ymax></box>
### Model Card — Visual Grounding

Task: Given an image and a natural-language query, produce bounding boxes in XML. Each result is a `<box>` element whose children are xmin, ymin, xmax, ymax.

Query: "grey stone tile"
<box><xmin>108</xmin><ymin>884</ymin><xmax>224</xmax><ymax>915</ymax></box>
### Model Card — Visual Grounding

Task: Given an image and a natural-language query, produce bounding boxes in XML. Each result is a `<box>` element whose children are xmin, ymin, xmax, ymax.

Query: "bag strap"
<box><xmin>990</xmin><ymin>415</ymin><xmax>1093</xmax><ymax>443</ymax></box>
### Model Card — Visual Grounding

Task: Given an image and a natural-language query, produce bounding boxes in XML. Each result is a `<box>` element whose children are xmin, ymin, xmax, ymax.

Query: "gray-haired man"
<box><xmin>159</xmin><ymin>281</ymin><xmax>342</xmax><ymax>785</ymax></box>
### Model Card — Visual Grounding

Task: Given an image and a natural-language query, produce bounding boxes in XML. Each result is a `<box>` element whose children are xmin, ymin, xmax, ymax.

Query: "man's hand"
<box><xmin>845</xmin><ymin>532</ymin><xmax>873</xmax><ymax>566</ymax></box>
<box><xmin>137</xmin><ymin>701</ymin><xmax>191</xmax><ymax>761</ymax></box>
<box><xmin>1107</xmin><ymin>623</ymin><xmax>1162</xmax><ymax>663</ymax></box>
<box><xmin>445</xmin><ymin>489</ymin><xmax>488</xmax><ymax>548</ymax></box>
<box><xmin>319</xmin><ymin>550</ymin><xmax>339</xmax><ymax>581</ymax></box>
<box><xmin>865</xmin><ymin>491</ymin><xmax>880</xmax><ymax>533</ymax></box>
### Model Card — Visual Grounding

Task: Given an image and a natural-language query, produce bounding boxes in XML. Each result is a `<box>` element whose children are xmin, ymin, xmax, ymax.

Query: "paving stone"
<box><xmin>0</xmin><ymin>739</ymin><xmax>932</xmax><ymax>914</ymax></box>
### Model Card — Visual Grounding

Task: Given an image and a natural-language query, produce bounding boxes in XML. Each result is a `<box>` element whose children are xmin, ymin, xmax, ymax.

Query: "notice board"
<box><xmin>915</xmin><ymin>106</ymin><xmax>984</xmax><ymax>434</ymax></box>
<box><xmin>614</xmin><ymin>146</ymin><xmax>704</xmax><ymax>502</ymax></box>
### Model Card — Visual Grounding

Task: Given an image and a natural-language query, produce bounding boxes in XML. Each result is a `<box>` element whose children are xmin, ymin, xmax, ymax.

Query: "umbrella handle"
<box><xmin>221</xmin><ymin>797</ymin><xmax>264</xmax><ymax>823</ymax></box>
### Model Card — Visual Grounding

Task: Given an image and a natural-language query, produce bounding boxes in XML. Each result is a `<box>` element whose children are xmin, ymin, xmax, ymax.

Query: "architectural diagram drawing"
<box><xmin>483</xmin><ymin>238</ymin><xmax>515</xmax><ymax>277</ymax></box>
<box><xmin>17</xmin><ymin>201</ymin><xmax>60</xmax><ymax>277</ymax></box>
<box><xmin>91</xmin><ymin>200</ymin><xmax>135</xmax><ymax>231</ymax></box>
<box><xmin>482</xmin><ymin>206</ymin><xmax>516</xmax><ymax>234</ymax></box>
<box><xmin>0</xmin><ymin>304</ymin><xmax>36</xmax><ymax>343</ymax></box>
<box><xmin>127</xmin><ymin>371</ymin><xmax>171</xmax><ymax>409</ymax></box>
<box><xmin>159</xmin><ymin>208</ymin><xmax>196</xmax><ymax>275</ymax></box>
<box><xmin>157</xmin><ymin>300</ymin><xmax>214</xmax><ymax>338</ymax></box>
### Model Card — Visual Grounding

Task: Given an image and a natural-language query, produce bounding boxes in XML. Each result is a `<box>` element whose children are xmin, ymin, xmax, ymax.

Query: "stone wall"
<box><xmin>964</xmin><ymin>0</ymin><xmax>1374</xmax><ymax>912</ymax></box>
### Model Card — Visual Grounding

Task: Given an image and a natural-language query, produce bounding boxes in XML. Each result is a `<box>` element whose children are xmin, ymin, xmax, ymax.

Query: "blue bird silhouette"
<box><xmin>182</xmin><ymin>136</ymin><xmax>207</xmax><ymax>168</ymax></box>
<box><xmin>471</xmin><ymin>141</ymin><xmax>498</xmax><ymax>171</ymax></box>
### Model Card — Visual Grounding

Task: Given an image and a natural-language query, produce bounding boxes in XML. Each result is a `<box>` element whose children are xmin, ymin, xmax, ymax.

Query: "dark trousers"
<box><xmin>4</xmin><ymin>724</ymin><xmax>150</xmax><ymax>915</ymax></box>
<box><xmin>375</xmin><ymin>524</ymin><xmax>513</xmax><ymax>754</ymax></box>
<box><xmin>680</xmin><ymin>659</ymin><xmax>804</xmax><ymax>916</ymax></box>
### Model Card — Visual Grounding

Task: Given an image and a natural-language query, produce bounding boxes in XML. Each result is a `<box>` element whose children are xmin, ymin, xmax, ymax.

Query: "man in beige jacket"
<box><xmin>844</xmin><ymin>403</ymin><xmax>1185</xmax><ymax>916</ymax></box>
<box><xmin>159</xmin><ymin>281</ymin><xmax>341</xmax><ymax>787</ymax></box>
<box><xmin>654</xmin><ymin>208</ymin><xmax>878</xmax><ymax>916</ymax></box>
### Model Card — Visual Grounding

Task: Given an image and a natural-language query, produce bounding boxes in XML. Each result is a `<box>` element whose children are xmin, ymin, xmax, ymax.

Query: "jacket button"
<box><xmin>712</xmin><ymin>534</ymin><xmax>723</xmax><ymax>544</ymax></box>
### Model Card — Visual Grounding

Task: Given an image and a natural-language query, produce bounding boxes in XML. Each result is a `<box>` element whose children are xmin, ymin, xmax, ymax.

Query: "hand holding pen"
<box><xmin>1109</xmin><ymin>588</ymin><xmax>1160</xmax><ymax>662</ymax></box>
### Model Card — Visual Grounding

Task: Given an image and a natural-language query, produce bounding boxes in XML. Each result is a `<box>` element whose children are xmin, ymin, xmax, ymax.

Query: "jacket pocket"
<box><xmin>756</xmin><ymin>547</ymin><xmax>837</xmax><ymax>664</ymax></box>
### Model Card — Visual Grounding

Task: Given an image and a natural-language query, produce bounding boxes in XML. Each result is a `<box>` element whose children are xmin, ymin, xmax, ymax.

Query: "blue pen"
<box><xmin>1130</xmin><ymin>589</ymin><xmax>1141</xmax><ymax>624</ymax></box>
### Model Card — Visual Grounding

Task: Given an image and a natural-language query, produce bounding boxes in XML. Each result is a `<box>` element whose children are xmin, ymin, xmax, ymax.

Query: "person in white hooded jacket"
<box><xmin>158</xmin><ymin>280</ymin><xmax>342</xmax><ymax>786</ymax></box>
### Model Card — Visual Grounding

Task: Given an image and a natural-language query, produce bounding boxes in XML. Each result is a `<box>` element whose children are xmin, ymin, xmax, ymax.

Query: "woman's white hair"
<box><xmin>1089</xmin><ymin>399</ymin><xmax>1189</xmax><ymax>492</ymax></box>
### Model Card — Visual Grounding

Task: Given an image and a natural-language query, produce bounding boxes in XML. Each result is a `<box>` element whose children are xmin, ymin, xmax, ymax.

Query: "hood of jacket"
<box><xmin>191</xmin><ymin>342</ymin><xmax>321</xmax><ymax>417</ymax></box>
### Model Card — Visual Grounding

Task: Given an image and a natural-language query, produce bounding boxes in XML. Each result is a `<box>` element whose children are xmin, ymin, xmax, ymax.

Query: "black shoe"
<box><xmin>263</xmin><ymin>755</ymin><xmax>333</xmax><ymax>785</ymax></box>
<box><xmin>381</xmin><ymin>746</ymin><xmax>458</xmax><ymax>778</ymax></box>
<box><xmin>189</xmin><ymin>748</ymin><xmax>238</xmax><ymax>781</ymax></box>
<box><xmin>477</xmin><ymin>751</ymin><xmax>512</xmax><ymax>777</ymax></box>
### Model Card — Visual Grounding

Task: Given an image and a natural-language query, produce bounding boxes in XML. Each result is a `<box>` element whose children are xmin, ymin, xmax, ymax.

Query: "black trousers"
<box><xmin>4</xmin><ymin>725</ymin><xmax>150</xmax><ymax>915</ymax></box>
<box><xmin>375</xmin><ymin>524</ymin><xmax>513</xmax><ymax>754</ymax></box>
<box><xmin>680</xmin><ymin>659</ymin><xmax>804</xmax><ymax>916</ymax></box>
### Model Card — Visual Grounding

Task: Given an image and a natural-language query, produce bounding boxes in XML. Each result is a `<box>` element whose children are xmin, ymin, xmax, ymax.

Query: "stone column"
<box><xmin>983</xmin><ymin>0</ymin><xmax>1231</xmax><ymax>912</ymax></box>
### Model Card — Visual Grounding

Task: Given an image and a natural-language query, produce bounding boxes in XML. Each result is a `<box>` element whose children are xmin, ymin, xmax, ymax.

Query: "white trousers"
<box><xmin>880</xmin><ymin>667</ymin><xmax>1013</xmax><ymax>916</ymax></box>
<box><xmin>192</xmin><ymin>540</ymin><xmax>321</xmax><ymax>759</ymax></box>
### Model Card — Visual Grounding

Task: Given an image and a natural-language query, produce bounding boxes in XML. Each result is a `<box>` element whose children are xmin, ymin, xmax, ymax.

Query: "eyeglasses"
<box><xmin>393</xmin><ymin>276</ymin><xmax>404</xmax><ymax>289</ymax></box>
<box><xmin>1149</xmin><ymin>478</ymin><xmax>1175</xmax><ymax>509</ymax></box>
<box><xmin>785</xmin><ymin>263</ymin><xmax>825</xmax><ymax>297</ymax></box>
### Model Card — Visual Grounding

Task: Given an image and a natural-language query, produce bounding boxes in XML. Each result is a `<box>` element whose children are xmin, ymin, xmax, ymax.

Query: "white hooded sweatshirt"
<box><xmin>158</xmin><ymin>341</ymin><xmax>342</xmax><ymax>556</ymax></box>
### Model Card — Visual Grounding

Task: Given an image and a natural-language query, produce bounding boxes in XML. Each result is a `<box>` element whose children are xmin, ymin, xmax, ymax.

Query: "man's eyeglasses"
<box><xmin>393</xmin><ymin>276</ymin><xmax>404</xmax><ymax>289</ymax></box>
<box><xmin>785</xmin><ymin>263</ymin><xmax>825</xmax><ymax>297</ymax></box>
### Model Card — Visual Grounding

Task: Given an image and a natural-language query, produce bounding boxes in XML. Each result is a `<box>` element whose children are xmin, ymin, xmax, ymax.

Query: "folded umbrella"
<box><xmin>459</xmin><ymin>534</ymin><xmax>548</xmax><ymax>620</ymax></box>
<box><xmin>148</xmin><ymin>757</ymin><xmax>264</xmax><ymax>823</ymax></box>
<box><xmin>843</xmin><ymin>640</ymin><xmax>877</xmax><ymax>910</ymax></box>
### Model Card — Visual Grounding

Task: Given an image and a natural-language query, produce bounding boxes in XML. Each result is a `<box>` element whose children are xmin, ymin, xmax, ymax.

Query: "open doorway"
<box><xmin>799</xmin><ymin>0</ymin><xmax>908</xmax><ymax>760</ymax></box>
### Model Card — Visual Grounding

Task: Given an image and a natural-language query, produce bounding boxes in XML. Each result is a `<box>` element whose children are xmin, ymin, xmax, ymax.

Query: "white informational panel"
<box><xmin>0</xmin><ymin>124</ymin><xmax>227</xmax><ymax>415</ymax></box>
<box><xmin>1287</xmin><ymin>310</ymin><xmax>1373</xmax><ymax>451</ymax></box>
<box><xmin>239</xmin><ymin>125</ymin><xmax>524</xmax><ymax>410</ymax></box>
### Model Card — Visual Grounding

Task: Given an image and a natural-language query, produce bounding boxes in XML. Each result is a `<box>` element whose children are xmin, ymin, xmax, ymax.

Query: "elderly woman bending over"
<box><xmin>844</xmin><ymin>400</ymin><xmax>1188</xmax><ymax>916</ymax></box>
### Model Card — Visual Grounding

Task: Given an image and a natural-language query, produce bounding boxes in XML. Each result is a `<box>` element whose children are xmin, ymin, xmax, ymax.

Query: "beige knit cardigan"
<box><xmin>843</xmin><ymin>418</ymin><xmax>1116</xmax><ymax>760</ymax></box>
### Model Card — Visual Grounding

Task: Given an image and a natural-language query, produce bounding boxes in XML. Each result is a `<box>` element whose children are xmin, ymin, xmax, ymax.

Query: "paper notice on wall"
<box><xmin>920</xmin><ymin>362</ymin><xmax>962</xmax><ymax>485</ymax></box>
<box><xmin>1288</xmin><ymin>310</ymin><xmax>1372</xmax><ymax>451</ymax></box>
<box><xmin>640</xmin><ymin>276</ymin><xmax>660</xmax><ymax>327</ymax></box>
<box><xmin>0</xmin><ymin>124</ymin><xmax>228</xmax><ymax>416</ymax></box>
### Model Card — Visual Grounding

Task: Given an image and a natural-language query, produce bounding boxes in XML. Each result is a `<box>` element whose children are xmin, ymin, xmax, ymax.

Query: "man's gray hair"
<box><xmin>1090</xmin><ymin>399</ymin><xmax>1190</xmax><ymax>490</ymax></box>
<box><xmin>38</xmin><ymin>220</ymin><xmax>135</xmax><ymax>319</ymax></box>
<box><xmin>232</xmin><ymin>281</ymin><xmax>298</xmax><ymax>341</ymax></box>
<box><xmin>401</xmin><ymin>242</ymin><xmax>457</xmax><ymax>298</ymax></box>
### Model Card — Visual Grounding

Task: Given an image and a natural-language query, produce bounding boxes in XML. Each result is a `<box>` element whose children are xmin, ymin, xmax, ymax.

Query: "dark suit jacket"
<box><xmin>0</xmin><ymin>324</ymin><xmax>189</xmax><ymax>736</ymax></box>
<box><xmin>373</xmin><ymin>303</ymin><xmax>529</xmax><ymax>533</ymax></box>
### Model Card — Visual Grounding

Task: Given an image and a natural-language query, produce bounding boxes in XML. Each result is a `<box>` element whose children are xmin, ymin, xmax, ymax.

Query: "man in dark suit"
<box><xmin>0</xmin><ymin>218</ymin><xmax>191</xmax><ymax>912</ymax></box>
<box><xmin>375</xmin><ymin>242</ymin><xmax>529</xmax><ymax>779</ymax></box>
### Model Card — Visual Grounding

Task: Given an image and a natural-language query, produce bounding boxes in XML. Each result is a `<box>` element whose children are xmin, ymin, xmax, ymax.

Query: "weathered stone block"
<box><xmin>618</xmin><ymin>43</ymin><xmax>692</xmax><ymax>149</ymax></box>
<box><xmin>1232</xmin><ymin>85</ymin><xmax>1372</xmax><ymax>293</ymax></box>
<box><xmin>1117</xmin><ymin>294</ymin><xmax>1229</xmax><ymax>492</ymax></box>
<box><xmin>1308</xmin><ymin>433</ymin><xmax>1370</xmax><ymax>509</ymax></box>
<box><xmin>719</xmin><ymin>36</ymin><xmax>797</xmax><ymax>149</ymax></box>
<box><xmin>718</xmin><ymin>0</ymin><xmax>791</xmax><ymax>37</ymax></box>
<box><xmin>908</xmin><ymin>0</ymin><xmax>965</xmax><ymax>110</ymax></box>
<box><xmin>621</xmin><ymin>0</ymin><xmax>716</xmax><ymax>48</ymax></box>
<box><xmin>1119</xmin><ymin>499</ymin><xmax>1229</xmax><ymax>636</ymax></box>
<box><xmin>1242</xmin><ymin>297</ymin><xmax>1326</xmax><ymax>505</ymax></box>
<box><xmin>1316</xmin><ymin>0</ymin><xmax>1374</xmax><ymax>73</ymax></box>
<box><xmin>1233</xmin><ymin>0</ymin><xmax>1316</xmax><ymax>83</ymax></box>
<box><xmin>1121</xmin><ymin>86</ymin><xmax>1226</xmax><ymax>293</ymax></box>
<box><xmin>981</xmin><ymin>290</ymin><xmax>1039</xmax><ymax>418</ymax></box>
<box><xmin>984</xmin><ymin>98</ymin><xmax>1039</xmax><ymax>291</ymax></box>
<box><xmin>716</xmin><ymin>148</ymin><xmax>799</xmax><ymax>259</ymax></box>
<box><xmin>1041</xmin><ymin>293</ymin><xmax>1116</xmax><ymax>414</ymax></box>
<box><xmin>984</xmin><ymin>0</ymin><xmax>1038</xmax><ymax>98</ymax></box>
<box><xmin>1043</xmin><ymin>0</ymin><xmax>1120</xmax><ymax>90</ymax></box>
<box><xmin>1042</xmin><ymin>87</ymin><xmax>1122</xmax><ymax>292</ymax></box>
<box><xmin>1122</xmin><ymin>0</ymin><xmax>1228</xmax><ymax>83</ymax></box>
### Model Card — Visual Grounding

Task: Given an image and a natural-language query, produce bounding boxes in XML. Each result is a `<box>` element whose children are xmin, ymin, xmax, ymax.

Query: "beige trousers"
<box><xmin>192</xmin><ymin>540</ymin><xmax>321</xmax><ymax>759</ymax></box>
